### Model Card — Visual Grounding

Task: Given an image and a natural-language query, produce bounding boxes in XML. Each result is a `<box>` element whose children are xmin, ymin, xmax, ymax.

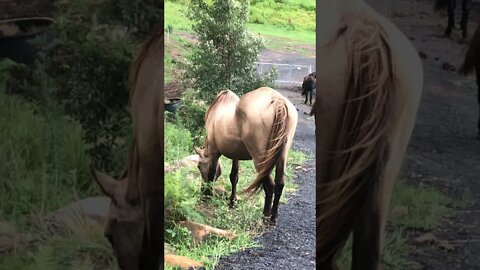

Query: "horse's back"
<box><xmin>237</xmin><ymin>87</ymin><xmax>297</xmax><ymax>123</ymax></box>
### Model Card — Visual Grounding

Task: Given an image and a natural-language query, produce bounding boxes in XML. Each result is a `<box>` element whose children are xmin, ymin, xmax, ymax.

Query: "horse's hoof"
<box><xmin>228</xmin><ymin>201</ymin><xmax>236</xmax><ymax>209</ymax></box>
<box><xmin>269</xmin><ymin>219</ymin><xmax>277</xmax><ymax>226</ymax></box>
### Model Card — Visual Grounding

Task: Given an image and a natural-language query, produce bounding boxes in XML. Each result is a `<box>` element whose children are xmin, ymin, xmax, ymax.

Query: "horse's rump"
<box><xmin>316</xmin><ymin>16</ymin><xmax>395</xmax><ymax>260</ymax></box>
<box><xmin>242</xmin><ymin>91</ymin><xmax>292</xmax><ymax>194</ymax></box>
<box><xmin>302</xmin><ymin>76</ymin><xmax>316</xmax><ymax>96</ymax></box>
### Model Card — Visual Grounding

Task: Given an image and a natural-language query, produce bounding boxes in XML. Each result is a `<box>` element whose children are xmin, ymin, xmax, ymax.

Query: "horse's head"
<box><xmin>90</xmin><ymin>168</ymin><xmax>145</xmax><ymax>270</ymax></box>
<box><xmin>194</xmin><ymin>146</ymin><xmax>222</xmax><ymax>184</ymax></box>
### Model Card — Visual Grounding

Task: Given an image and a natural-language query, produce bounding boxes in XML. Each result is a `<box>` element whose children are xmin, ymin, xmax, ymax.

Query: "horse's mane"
<box><xmin>128</xmin><ymin>20</ymin><xmax>164</xmax><ymax>100</ymax></box>
<box><xmin>204</xmin><ymin>90</ymin><xmax>238</xmax><ymax>122</ymax></box>
<box><xmin>118</xmin><ymin>20</ymin><xmax>164</xmax><ymax>181</ymax></box>
<box><xmin>316</xmin><ymin>13</ymin><xmax>395</xmax><ymax>260</ymax></box>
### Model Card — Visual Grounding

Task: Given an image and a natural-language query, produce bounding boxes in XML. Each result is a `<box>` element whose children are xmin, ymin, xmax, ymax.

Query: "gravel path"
<box><xmin>214</xmin><ymin>87</ymin><xmax>316</xmax><ymax>270</ymax></box>
<box><xmin>389</xmin><ymin>0</ymin><xmax>480</xmax><ymax>269</ymax></box>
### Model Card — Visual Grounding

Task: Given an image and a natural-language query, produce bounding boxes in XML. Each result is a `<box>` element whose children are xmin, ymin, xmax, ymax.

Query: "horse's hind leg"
<box><xmin>351</xmin><ymin>189</ymin><xmax>382</xmax><ymax>269</ymax></box>
<box><xmin>461</xmin><ymin>0</ymin><xmax>471</xmax><ymax>39</ymax></box>
<box><xmin>262</xmin><ymin>175</ymin><xmax>274</xmax><ymax>219</ymax></box>
<box><xmin>270</xmin><ymin>156</ymin><xmax>286</xmax><ymax>225</ymax></box>
<box><xmin>309</xmin><ymin>91</ymin><xmax>313</xmax><ymax>105</ymax></box>
<box><xmin>229</xmin><ymin>160</ymin><xmax>239</xmax><ymax>208</ymax></box>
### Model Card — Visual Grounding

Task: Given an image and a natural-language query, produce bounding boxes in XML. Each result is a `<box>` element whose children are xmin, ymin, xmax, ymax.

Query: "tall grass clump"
<box><xmin>0</xmin><ymin>90</ymin><xmax>91</xmax><ymax>222</ymax></box>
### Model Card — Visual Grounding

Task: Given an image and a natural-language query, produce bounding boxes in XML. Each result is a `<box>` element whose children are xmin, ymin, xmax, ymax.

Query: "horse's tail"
<box><xmin>459</xmin><ymin>27</ymin><xmax>480</xmax><ymax>76</ymax></box>
<box><xmin>243</xmin><ymin>98</ymin><xmax>289</xmax><ymax>195</ymax></box>
<box><xmin>316</xmin><ymin>19</ymin><xmax>395</xmax><ymax>261</ymax></box>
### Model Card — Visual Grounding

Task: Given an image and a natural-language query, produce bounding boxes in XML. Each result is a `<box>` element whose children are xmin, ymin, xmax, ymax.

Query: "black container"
<box><xmin>0</xmin><ymin>17</ymin><xmax>55</xmax><ymax>65</ymax></box>
<box><xmin>165</xmin><ymin>98</ymin><xmax>182</xmax><ymax>114</ymax></box>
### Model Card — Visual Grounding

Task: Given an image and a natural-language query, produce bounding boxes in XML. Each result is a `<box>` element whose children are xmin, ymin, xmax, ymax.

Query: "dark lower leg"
<box><xmin>351</xmin><ymin>199</ymin><xmax>382</xmax><ymax>270</ymax></box>
<box><xmin>476</xmin><ymin>67</ymin><xmax>480</xmax><ymax>138</ymax></box>
<box><xmin>262</xmin><ymin>176</ymin><xmax>274</xmax><ymax>217</ymax></box>
<box><xmin>270</xmin><ymin>161</ymin><xmax>286</xmax><ymax>225</ymax></box>
<box><xmin>445</xmin><ymin>1</ymin><xmax>455</xmax><ymax>36</ymax></box>
<box><xmin>317</xmin><ymin>241</ymin><xmax>346</xmax><ymax>270</ymax></box>
<box><xmin>461</xmin><ymin>0</ymin><xmax>471</xmax><ymax>38</ymax></box>
<box><xmin>229</xmin><ymin>160</ymin><xmax>239</xmax><ymax>208</ymax></box>
<box><xmin>309</xmin><ymin>92</ymin><xmax>313</xmax><ymax>105</ymax></box>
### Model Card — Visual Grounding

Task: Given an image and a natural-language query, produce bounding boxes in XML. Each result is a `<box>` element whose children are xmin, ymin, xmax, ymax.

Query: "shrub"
<box><xmin>185</xmin><ymin>0</ymin><xmax>276</xmax><ymax>102</ymax></box>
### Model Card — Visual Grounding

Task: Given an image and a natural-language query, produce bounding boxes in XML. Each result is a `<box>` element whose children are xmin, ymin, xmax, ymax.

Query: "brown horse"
<box><xmin>302</xmin><ymin>74</ymin><xmax>316</xmax><ymax>105</ymax></box>
<box><xmin>435</xmin><ymin>0</ymin><xmax>472</xmax><ymax>39</ymax></box>
<box><xmin>459</xmin><ymin>24</ymin><xmax>480</xmax><ymax>140</ymax></box>
<box><xmin>194</xmin><ymin>87</ymin><xmax>298</xmax><ymax>225</ymax></box>
<box><xmin>90</xmin><ymin>21</ymin><xmax>164</xmax><ymax>270</ymax></box>
<box><xmin>315</xmin><ymin>0</ymin><xmax>423</xmax><ymax>269</ymax></box>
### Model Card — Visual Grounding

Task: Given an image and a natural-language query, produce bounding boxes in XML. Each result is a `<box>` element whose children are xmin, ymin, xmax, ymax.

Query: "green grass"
<box><xmin>0</xmin><ymin>92</ymin><xmax>92</xmax><ymax>222</ymax></box>
<box><xmin>338</xmin><ymin>180</ymin><xmax>454</xmax><ymax>269</ymax></box>
<box><xmin>165</xmin><ymin>0</ymin><xmax>315</xmax><ymax>44</ymax></box>
<box><xmin>164</xmin><ymin>121</ymin><xmax>308</xmax><ymax>269</ymax></box>
<box><xmin>247</xmin><ymin>23</ymin><xmax>315</xmax><ymax>45</ymax></box>
<box><xmin>0</xmin><ymin>69</ymin><xmax>115</xmax><ymax>269</ymax></box>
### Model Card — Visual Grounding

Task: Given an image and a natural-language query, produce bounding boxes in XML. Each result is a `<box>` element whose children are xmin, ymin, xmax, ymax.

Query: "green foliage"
<box><xmin>40</xmin><ymin>0</ymin><xmax>139</xmax><ymax>173</ymax></box>
<box><xmin>186</xmin><ymin>0</ymin><xmax>277</xmax><ymax>102</ymax></box>
<box><xmin>175</xmin><ymin>89</ymin><xmax>209</xmax><ymax>146</ymax></box>
<box><xmin>0</xmin><ymin>92</ymin><xmax>92</xmax><ymax>220</ymax></box>
<box><xmin>164</xmin><ymin>121</ymin><xmax>194</xmax><ymax>162</ymax></box>
<box><xmin>105</xmin><ymin>0</ymin><xmax>163</xmax><ymax>38</ymax></box>
<box><xmin>165</xmin><ymin>169</ymin><xmax>205</xmax><ymax>224</ymax></box>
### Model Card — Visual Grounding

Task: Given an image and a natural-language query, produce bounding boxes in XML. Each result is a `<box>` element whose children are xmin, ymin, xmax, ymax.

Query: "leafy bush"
<box><xmin>185</xmin><ymin>0</ymin><xmax>277</xmax><ymax>102</ymax></box>
<box><xmin>175</xmin><ymin>90</ymin><xmax>209</xmax><ymax>146</ymax></box>
<box><xmin>103</xmin><ymin>0</ymin><xmax>163</xmax><ymax>38</ymax></box>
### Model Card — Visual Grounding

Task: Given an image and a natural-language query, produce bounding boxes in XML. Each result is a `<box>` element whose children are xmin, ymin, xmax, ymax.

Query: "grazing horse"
<box><xmin>90</xmin><ymin>21</ymin><xmax>164</xmax><ymax>270</ymax></box>
<box><xmin>315</xmin><ymin>0</ymin><xmax>423</xmax><ymax>269</ymax></box>
<box><xmin>459</xmin><ymin>25</ymin><xmax>480</xmax><ymax>140</ymax></box>
<box><xmin>194</xmin><ymin>87</ymin><xmax>298</xmax><ymax>225</ymax></box>
<box><xmin>302</xmin><ymin>74</ymin><xmax>316</xmax><ymax>105</ymax></box>
<box><xmin>435</xmin><ymin>0</ymin><xmax>472</xmax><ymax>39</ymax></box>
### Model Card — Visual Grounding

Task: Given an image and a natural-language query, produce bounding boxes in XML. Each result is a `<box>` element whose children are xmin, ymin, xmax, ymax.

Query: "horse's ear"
<box><xmin>90</xmin><ymin>165</ymin><xmax>118</xmax><ymax>198</ymax></box>
<box><xmin>194</xmin><ymin>146</ymin><xmax>204</xmax><ymax>157</ymax></box>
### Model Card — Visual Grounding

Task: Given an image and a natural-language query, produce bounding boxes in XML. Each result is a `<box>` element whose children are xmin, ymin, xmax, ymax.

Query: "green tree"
<box><xmin>186</xmin><ymin>0</ymin><xmax>276</xmax><ymax>102</ymax></box>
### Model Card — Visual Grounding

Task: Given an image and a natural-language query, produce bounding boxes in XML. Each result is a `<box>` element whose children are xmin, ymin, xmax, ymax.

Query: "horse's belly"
<box><xmin>218</xmin><ymin>143</ymin><xmax>251</xmax><ymax>160</ymax></box>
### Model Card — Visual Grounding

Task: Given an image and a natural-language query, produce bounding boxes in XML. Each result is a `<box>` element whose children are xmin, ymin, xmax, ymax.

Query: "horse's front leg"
<box><xmin>229</xmin><ymin>160</ymin><xmax>239</xmax><ymax>208</ymax></box>
<box><xmin>445</xmin><ymin>0</ymin><xmax>456</xmax><ymax>37</ymax></box>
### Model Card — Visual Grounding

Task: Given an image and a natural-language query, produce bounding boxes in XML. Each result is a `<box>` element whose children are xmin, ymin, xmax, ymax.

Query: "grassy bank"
<box><xmin>165</xmin><ymin>0</ymin><xmax>315</xmax><ymax>44</ymax></box>
<box><xmin>0</xmin><ymin>90</ymin><xmax>116</xmax><ymax>269</ymax></box>
<box><xmin>164</xmin><ymin>121</ymin><xmax>307</xmax><ymax>269</ymax></box>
